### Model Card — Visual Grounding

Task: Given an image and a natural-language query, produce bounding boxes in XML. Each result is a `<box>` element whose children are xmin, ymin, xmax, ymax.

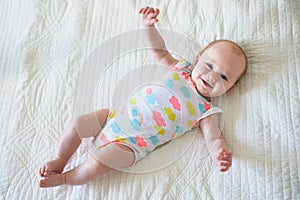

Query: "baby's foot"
<box><xmin>39</xmin><ymin>173</ymin><xmax>65</xmax><ymax>188</ymax></box>
<box><xmin>39</xmin><ymin>158</ymin><xmax>66</xmax><ymax>177</ymax></box>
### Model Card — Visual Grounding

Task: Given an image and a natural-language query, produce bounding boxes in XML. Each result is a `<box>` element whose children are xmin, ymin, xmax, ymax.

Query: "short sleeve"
<box><xmin>198</xmin><ymin>101</ymin><xmax>223</xmax><ymax>120</ymax></box>
<box><xmin>171</xmin><ymin>59</ymin><xmax>193</xmax><ymax>71</ymax></box>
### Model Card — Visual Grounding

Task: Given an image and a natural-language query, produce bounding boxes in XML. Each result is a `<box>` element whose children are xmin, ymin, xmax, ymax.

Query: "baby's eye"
<box><xmin>221</xmin><ymin>74</ymin><xmax>228</xmax><ymax>81</ymax></box>
<box><xmin>206</xmin><ymin>63</ymin><xmax>213</xmax><ymax>69</ymax></box>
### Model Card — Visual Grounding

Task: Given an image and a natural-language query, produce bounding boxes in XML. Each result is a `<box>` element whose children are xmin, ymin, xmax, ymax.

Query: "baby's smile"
<box><xmin>200</xmin><ymin>78</ymin><xmax>213</xmax><ymax>89</ymax></box>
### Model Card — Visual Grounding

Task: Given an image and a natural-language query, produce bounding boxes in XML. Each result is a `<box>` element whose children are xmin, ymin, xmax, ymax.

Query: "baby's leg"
<box><xmin>39</xmin><ymin>109</ymin><xmax>109</xmax><ymax>176</ymax></box>
<box><xmin>40</xmin><ymin>144</ymin><xmax>134</xmax><ymax>187</ymax></box>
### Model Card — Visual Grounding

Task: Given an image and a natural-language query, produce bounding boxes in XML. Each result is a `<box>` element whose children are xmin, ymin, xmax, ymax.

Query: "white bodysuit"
<box><xmin>92</xmin><ymin>59</ymin><xmax>223</xmax><ymax>163</ymax></box>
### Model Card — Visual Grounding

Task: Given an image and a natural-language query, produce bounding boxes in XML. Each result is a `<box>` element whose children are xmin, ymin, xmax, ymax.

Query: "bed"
<box><xmin>0</xmin><ymin>0</ymin><xmax>299</xmax><ymax>199</ymax></box>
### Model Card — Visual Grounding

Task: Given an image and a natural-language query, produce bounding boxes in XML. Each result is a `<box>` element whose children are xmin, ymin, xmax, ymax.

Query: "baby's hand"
<box><xmin>215</xmin><ymin>148</ymin><xmax>232</xmax><ymax>172</ymax></box>
<box><xmin>139</xmin><ymin>7</ymin><xmax>160</xmax><ymax>27</ymax></box>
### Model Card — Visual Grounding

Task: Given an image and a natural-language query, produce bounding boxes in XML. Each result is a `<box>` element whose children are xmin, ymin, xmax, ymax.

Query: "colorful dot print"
<box><xmin>93</xmin><ymin>59</ymin><xmax>222</xmax><ymax>161</ymax></box>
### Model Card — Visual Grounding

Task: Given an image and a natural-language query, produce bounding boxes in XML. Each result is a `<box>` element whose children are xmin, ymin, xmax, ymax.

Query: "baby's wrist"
<box><xmin>143</xmin><ymin>24</ymin><xmax>155</xmax><ymax>28</ymax></box>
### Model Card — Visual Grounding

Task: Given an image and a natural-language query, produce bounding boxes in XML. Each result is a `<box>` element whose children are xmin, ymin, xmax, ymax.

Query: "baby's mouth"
<box><xmin>201</xmin><ymin>78</ymin><xmax>213</xmax><ymax>89</ymax></box>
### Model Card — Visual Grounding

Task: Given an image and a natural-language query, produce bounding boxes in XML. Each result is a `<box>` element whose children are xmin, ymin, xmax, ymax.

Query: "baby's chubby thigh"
<box><xmin>91</xmin><ymin>143</ymin><xmax>135</xmax><ymax>169</ymax></box>
<box><xmin>73</xmin><ymin>109</ymin><xmax>110</xmax><ymax>139</ymax></box>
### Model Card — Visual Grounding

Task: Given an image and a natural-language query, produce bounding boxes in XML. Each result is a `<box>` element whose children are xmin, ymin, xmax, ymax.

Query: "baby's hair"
<box><xmin>200</xmin><ymin>39</ymin><xmax>248</xmax><ymax>82</ymax></box>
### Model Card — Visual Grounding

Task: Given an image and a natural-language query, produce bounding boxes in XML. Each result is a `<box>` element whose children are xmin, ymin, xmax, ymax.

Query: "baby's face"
<box><xmin>191</xmin><ymin>41</ymin><xmax>246</xmax><ymax>98</ymax></box>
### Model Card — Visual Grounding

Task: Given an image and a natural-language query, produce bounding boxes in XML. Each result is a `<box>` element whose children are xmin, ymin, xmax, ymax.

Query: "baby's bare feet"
<box><xmin>39</xmin><ymin>173</ymin><xmax>66</xmax><ymax>188</ymax></box>
<box><xmin>39</xmin><ymin>158</ymin><xmax>66</xmax><ymax>177</ymax></box>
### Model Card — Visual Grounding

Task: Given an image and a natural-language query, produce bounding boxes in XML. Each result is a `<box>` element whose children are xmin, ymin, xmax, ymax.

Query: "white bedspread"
<box><xmin>0</xmin><ymin>0</ymin><xmax>299</xmax><ymax>199</ymax></box>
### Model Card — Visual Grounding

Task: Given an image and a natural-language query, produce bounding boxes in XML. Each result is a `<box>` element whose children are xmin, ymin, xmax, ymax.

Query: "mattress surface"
<box><xmin>0</xmin><ymin>0</ymin><xmax>299</xmax><ymax>199</ymax></box>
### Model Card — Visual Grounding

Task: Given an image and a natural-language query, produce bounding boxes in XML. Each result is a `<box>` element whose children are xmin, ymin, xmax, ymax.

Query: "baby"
<box><xmin>39</xmin><ymin>7</ymin><xmax>247</xmax><ymax>188</ymax></box>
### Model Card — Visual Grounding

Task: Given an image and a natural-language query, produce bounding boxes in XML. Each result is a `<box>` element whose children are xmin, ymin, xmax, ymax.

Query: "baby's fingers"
<box><xmin>139</xmin><ymin>7</ymin><xmax>153</xmax><ymax>15</ymax></box>
<box><xmin>218</xmin><ymin>154</ymin><xmax>231</xmax><ymax>161</ymax></box>
<box><xmin>145</xmin><ymin>7</ymin><xmax>155</xmax><ymax>15</ymax></box>
<box><xmin>219</xmin><ymin>148</ymin><xmax>232</xmax><ymax>158</ymax></box>
<box><xmin>139</xmin><ymin>7</ymin><xmax>159</xmax><ymax>16</ymax></box>
<box><xmin>139</xmin><ymin>7</ymin><xmax>149</xmax><ymax>14</ymax></box>
<box><xmin>224</xmin><ymin>151</ymin><xmax>232</xmax><ymax>157</ymax></box>
<box><xmin>220</xmin><ymin>161</ymin><xmax>231</xmax><ymax>167</ymax></box>
<box><xmin>219</xmin><ymin>161</ymin><xmax>232</xmax><ymax>172</ymax></box>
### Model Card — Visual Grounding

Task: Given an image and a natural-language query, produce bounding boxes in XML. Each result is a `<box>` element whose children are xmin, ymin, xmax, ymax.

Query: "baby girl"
<box><xmin>39</xmin><ymin>7</ymin><xmax>247</xmax><ymax>188</ymax></box>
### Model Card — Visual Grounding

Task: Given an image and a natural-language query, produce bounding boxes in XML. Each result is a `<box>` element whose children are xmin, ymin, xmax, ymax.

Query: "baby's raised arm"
<box><xmin>199</xmin><ymin>114</ymin><xmax>232</xmax><ymax>172</ymax></box>
<box><xmin>139</xmin><ymin>7</ymin><xmax>178</xmax><ymax>67</ymax></box>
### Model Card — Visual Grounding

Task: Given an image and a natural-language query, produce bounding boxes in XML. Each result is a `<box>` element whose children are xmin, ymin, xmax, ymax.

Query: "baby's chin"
<box><xmin>193</xmin><ymin>81</ymin><xmax>209</xmax><ymax>96</ymax></box>
<box><xmin>194</xmin><ymin>86</ymin><xmax>211</xmax><ymax>99</ymax></box>
<box><xmin>196</xmin><ymin>87</ymin><xmax>224</xmax><ymax>99</ymax></box>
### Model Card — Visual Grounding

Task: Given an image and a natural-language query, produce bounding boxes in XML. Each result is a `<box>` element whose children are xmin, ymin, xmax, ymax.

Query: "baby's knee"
<box><xmin>70</xmin><ymin>117</ymin><xmax>85</xmax><ymax>136</ymax></box>
<box><xmin>72</xmin><ymin>114</ymin><xmax>103</xmax><ymax>138</ymax></box>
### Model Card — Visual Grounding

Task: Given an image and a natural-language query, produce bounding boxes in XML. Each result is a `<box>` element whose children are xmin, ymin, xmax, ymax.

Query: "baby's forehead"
<box><xmin>202</xmin><ymin>41</ymin><xmax>246</xmax><ymax>67</ymax></box>
<box><xmin>208</xmin><ymin>41</ymin><xmax>242</xmax><ymax>55</ymax></box>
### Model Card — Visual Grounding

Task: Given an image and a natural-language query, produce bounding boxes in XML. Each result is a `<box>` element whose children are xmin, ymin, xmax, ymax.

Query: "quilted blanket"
<box><xmin>0</xmin><ymin>0</ymin><xmax>299</xmax><ymax>199</ymax></box>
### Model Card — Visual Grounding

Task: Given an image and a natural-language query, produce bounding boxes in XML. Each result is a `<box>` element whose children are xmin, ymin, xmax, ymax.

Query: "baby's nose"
<box><xmin>208</xmin><ymin>72</ymin><xmax>219</xmax><ymax>82</ymax></box>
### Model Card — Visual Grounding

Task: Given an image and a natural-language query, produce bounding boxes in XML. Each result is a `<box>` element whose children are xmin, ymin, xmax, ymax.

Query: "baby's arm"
<box><xmin>199</xmin><ymin>114</ymin><xmax>232</xmax><ymax>172</ymax></box>
<box><xmin>139</xmin><ymin>7</ymin><xmax>178</xmax><ymax>67</ymax></box>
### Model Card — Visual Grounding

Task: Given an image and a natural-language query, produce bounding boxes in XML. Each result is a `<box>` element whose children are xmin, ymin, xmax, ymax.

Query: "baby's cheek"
<box><xmin>192</xmin><ymin>65</ymin><xmax>202</xmax><ymax>74</ymax></box>
<box><xmin>191</xmin><ymin>72</ymin><xmax>198</xmax><ymax>82</ymax></box>
<box><xmin>221</xmin><ymin>83</ymin><xmax>233</xmax><ymax>93</ymax></box>
<box><xmin>191</xmin><ymin>69</ymin><xmax>197</xmax><ymax>77</ymax></box>
<box><xmin>213</xmin><ymin>84</ymin><xmax>226</xmax><ymax>96</ymax></box>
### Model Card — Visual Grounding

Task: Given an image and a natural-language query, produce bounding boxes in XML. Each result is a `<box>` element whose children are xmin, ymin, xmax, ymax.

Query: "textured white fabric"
<box><xmin>0</xmin><ymin>0</ymin><xmax>299</xmax><ymax>199</ymax></box>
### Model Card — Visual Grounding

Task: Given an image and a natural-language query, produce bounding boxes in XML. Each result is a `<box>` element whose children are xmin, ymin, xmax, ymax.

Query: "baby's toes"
<box><xmin>39</xmin><ymin>177</ymin><xmax>47</xmax><ymax>187</ymax></box>
<box><xmin>39</xmin><ymin>166</ymin><xmax>46</xmax><ymax>176</ymax></box>
<box><xmin>41</xmin><ymin>166</ymin><xmax>49</xmax><ymax>176</ymax></box>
